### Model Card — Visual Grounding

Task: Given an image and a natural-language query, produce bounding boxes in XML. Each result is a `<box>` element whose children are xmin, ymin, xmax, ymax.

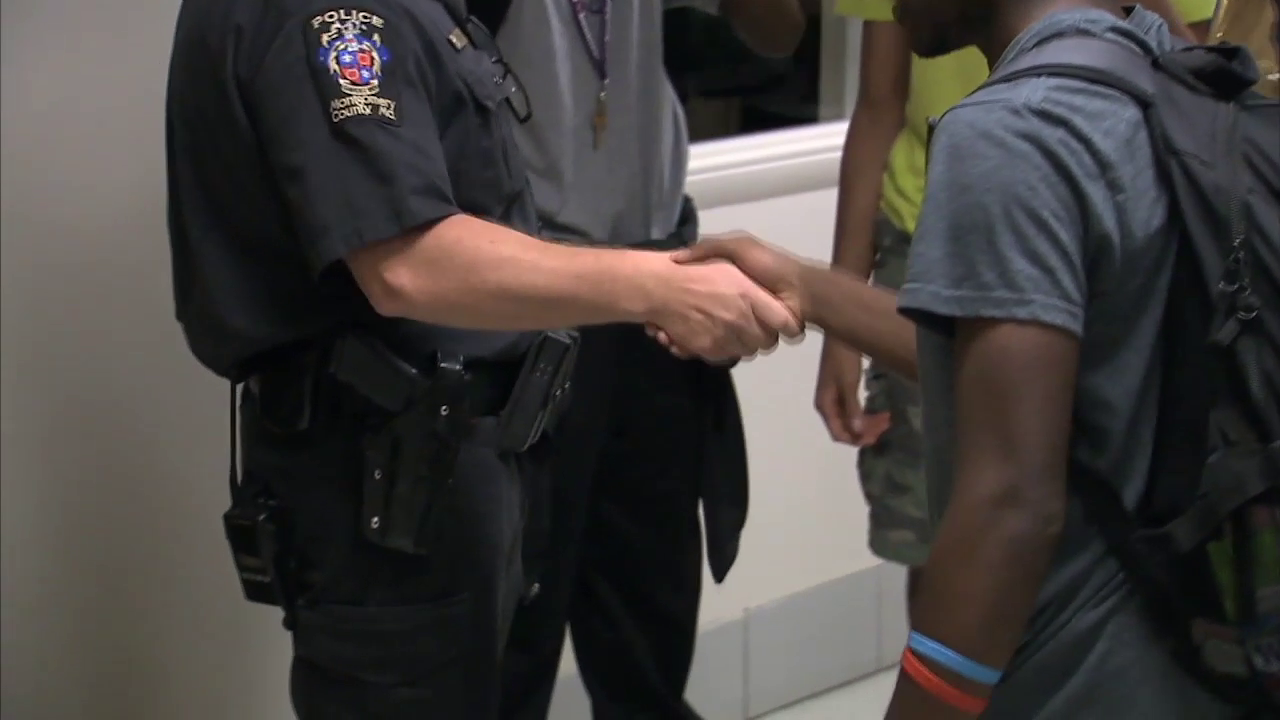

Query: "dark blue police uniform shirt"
<box><xmin>166</xmin><ymin>0</ymin><xmax>539</xmax><ymax>378</ymax></box>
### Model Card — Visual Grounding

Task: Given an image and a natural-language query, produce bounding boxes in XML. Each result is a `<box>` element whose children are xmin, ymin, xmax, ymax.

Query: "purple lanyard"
<box><xmin>568</xmin><ymin>0</ymin><xmax>610</xmax><ymax>147</ymax></box>
<box><xmin>568</xmin><ymin>0</ymin><xmax>610</xmax><ymax>83</ymax></box>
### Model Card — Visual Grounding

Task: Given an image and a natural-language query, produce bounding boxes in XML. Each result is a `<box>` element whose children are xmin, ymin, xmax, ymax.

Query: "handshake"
<box><xmin>641</xmin><ymin>231</ymin><xmax>815</xmax><ymax>362</ymax></box>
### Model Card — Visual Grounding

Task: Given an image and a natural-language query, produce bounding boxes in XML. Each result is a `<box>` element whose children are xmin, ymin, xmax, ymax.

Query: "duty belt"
<box><xmin>326</xmin><ymin>332</ymin><xmax>518</xmax><ymax>421</ymax></box>
<box><xmin>244</xmin><ymin>333</ymin><xmax>528</xmax><ymax>446</ymax></box>
<box><xmin>324</xmin><ymin>331</ymin><xmax>576</xmax><ymax>452</ymax></box>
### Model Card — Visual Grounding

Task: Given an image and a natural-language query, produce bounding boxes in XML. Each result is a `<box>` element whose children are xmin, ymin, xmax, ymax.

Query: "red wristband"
<box><xmin>901</xmin><ymin>647</ymin><xmax>990</xmax><ymax>716</ymax></box>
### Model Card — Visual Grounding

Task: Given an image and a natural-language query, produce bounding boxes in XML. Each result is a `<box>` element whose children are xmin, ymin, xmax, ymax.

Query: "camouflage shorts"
<box><xmin>858</xmin><ymin>215</ymin><xmax>931</xmax><ymax>567</ymax></box>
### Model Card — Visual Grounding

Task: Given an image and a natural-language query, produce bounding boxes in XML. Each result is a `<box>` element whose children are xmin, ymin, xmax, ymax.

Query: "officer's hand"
<box><xmin>648</xmin><ymin>260</ymin><xmax>802</xmax><ymax>363</ymax></box>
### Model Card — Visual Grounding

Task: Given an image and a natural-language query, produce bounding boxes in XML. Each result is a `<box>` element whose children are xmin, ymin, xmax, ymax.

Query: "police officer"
<box><xmin>164</xmin><ymin>0</ymin><xmax>800</xmax><ymax>717</ymax></box>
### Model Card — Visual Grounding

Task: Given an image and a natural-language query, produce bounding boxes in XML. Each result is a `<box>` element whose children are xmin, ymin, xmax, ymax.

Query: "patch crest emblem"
<box><xmin>309</xmin><ymin>9</ymin><xmax>400</xmax><ymax>124</ymax></box>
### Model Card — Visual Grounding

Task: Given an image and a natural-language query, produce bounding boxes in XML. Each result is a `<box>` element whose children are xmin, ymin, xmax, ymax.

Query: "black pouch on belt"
<box><xmin>496</xmin><ymin>329</ymin><xmax>578</xmax><ymax>452</ymax></box>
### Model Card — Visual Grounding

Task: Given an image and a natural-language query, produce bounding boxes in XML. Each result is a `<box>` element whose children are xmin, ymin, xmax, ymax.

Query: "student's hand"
<box><xmin>676</xmin><ymin>231</ymin><xmax>813</xmax><ymax>321</ymax></box>
<box><xmin>645</xmin><ymin>256</ymin><xmax>802</xmax><ymax>363</ymax></box>
<box><xmin>646</xmin><ymin>232</ymin><xmax>811</xmax><ymax>360</ymax></box>
<box><xmin>815</xmin><ymin>339</ymin><xmax>890</xmax><ymax>446</ymax></box>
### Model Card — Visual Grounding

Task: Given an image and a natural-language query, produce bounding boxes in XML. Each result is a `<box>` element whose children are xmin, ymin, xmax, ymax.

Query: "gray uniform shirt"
<box><xmin>495</xmin><ymin>1</ymin><xmax>716</xmax><ymax>244</ymax></box>
<box><xmin>898</xmin><ymin>8</ymin><xmax>1239</xmax><ymax>719</ymax></box>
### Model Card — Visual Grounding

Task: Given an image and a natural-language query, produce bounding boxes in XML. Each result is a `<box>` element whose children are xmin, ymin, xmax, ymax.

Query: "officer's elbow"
<box><xmin>346</xmin><ymin>236</ymin><xmax>423</xmax><ymax>319</ymax></box>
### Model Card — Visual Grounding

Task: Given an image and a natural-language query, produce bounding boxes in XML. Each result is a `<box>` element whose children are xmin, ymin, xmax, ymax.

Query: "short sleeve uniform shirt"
<box><xmin>166</xmin><ymin>0</ymin><xmax>539</xmax><ymax>378</ymax></box>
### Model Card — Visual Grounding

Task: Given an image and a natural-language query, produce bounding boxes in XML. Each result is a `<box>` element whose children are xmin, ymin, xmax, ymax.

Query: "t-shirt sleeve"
<box><xmin>835</xmin><ymin>0</ymin><xmax>896</xmax><ymax>21</ymax></box>
<box><xmin>244</xmin><ymin>7</ymin><xmax>459</xmax><ymax>276</ymax></box>
<box><xmin>1172</xmin><ymin>0</ymin><xmax>1218</xmax><ymax>23</ymax></box>
<box><xmin>897</xmin><ymin>99</ymin><xmax>1093</xmax><ymax>338</ymax></box>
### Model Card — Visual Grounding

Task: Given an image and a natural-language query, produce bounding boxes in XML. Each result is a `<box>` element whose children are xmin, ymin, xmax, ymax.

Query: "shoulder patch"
<box><xmin>306</xmin><ymin>8</ymin><xmax>401</xmax><ymax>126</ymax></box>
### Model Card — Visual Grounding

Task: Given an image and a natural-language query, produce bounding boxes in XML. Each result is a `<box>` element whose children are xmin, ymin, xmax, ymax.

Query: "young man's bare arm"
<box><xmin>886</xmin><ymin>321</ymin><xmax>1077</xmax><ymax>718</ymax></box>
<box><xmin>675</xmin><ymin>248</ymin><xmax>1074</xmax><ymax>714</ymax></box>
<box><xmin>879</xmin><ymin>91</ymin><xmax>1094</xmax><ymax>717</ymax></box>
<box><xmin>801</xmin><ymin>265</ymin><xmax>918</xmax><ymax>378</ymax></box>
<box><xmin>814</xmin><ymin>17</ymin><xmax>911</xmax><ymax>444</ymax></box>
<box><xmin>671</xmin><ymin>236</ymin><xmax>919</xmax><ymax>378</ymax></box>
<box><xmin>831</xmin><ymin>20</ymin><xmax>910</xmax><ymax>278</ymax></box>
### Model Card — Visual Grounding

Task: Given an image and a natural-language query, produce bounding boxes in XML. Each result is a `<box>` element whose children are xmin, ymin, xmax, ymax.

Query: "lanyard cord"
<box><xmin>567</xmin><ymin>0</ymin><xmax>609</xmax><ymax>83</ymax></box>
<box><xmin>568</xmin><ymin>0</ymin><xmax>610</xmax><ymax>147</ymax></box>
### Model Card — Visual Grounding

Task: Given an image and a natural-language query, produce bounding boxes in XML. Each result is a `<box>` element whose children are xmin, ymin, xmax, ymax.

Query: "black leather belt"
<box><xmin>326</xmin><ymin>333</ymin><xmax>517</xmax><ymax>418</ymax></box>
<box><xmin>244</xmin><ymin>334</ymin><xmax>520</xmax><ymax>434</ymax></box>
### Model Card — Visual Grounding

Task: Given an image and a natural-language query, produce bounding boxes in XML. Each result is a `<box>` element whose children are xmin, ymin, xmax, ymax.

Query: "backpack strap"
<box><xmin>984</xmin><ymin>36</ymin><xmax>1158</xmax><ymax>108</ymax></box>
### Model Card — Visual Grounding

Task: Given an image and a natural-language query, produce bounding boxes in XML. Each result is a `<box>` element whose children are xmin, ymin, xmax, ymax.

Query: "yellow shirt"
<box><xmin>835</xmin><ymin>0</ymin><xmax>1219</xmax><ymax>234</ymax></box>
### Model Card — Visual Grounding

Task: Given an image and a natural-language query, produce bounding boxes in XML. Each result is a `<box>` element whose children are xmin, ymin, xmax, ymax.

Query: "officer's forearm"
<box><xmin>349</xmin><ymin>214</ymin><xmax>670</xmax><ymax>330</ymax></box>
<box><xmin>800</xmin><ymin>264</ymin><xmax>918</xmax><ymax>380</ymax></box>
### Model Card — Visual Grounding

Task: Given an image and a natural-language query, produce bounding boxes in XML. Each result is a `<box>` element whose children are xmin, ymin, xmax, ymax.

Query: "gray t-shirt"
<box><xmin>495</xmin><ymin>1</ymin><xmax>716</xmax><ymax>245</ymax></box>
<box><xmin>898</xmin><ymin>9</ymin><xmax>1239</xmax><ymax>719</ymax></box>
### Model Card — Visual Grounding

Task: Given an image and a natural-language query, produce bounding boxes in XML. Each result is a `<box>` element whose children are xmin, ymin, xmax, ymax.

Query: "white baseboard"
<box><xmin>548</xmin><ymin>561</ymin><xmax>908</xmax><ymax>719</ymax></box>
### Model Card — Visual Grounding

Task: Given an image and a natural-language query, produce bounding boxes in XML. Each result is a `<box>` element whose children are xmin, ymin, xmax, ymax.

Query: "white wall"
<box><xmin>3</xmin><ymin>3</ymin><xmax>294</xmax><ymax>717</ymax></box>
<box><xmin>698</xmin><ymin>189</ymin><xmax>877</xmax><ymax>627</ymax></box>
<box><xmin>0</xmin><ymin>2</ymin><xmax>874</xmax><ymax>718</ymax></box>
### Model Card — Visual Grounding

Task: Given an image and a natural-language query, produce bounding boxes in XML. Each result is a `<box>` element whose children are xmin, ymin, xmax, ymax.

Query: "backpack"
<box><xmin>980</xmin><ymin>35</ymin><xmax>1280</xmax><ymax>713</ymax></box>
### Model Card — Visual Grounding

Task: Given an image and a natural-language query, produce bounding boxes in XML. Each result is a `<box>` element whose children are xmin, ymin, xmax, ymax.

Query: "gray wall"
<box><xmin>1</xmin><ymin>1</ymin><xmax>296</xmax><ymax>717</ymax></box>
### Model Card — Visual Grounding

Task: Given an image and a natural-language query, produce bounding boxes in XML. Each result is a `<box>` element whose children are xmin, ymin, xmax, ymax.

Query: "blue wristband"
<box><xmin>907</xmin><ymin>631</ymin><xmax>1003</xmax><ymax>687</ymax></box>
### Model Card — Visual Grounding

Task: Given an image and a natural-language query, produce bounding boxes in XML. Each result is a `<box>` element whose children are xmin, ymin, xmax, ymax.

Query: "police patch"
<box><xmin>308</xmin><ymin>8</ymin><xmax>400</xmax><ymax>125</ymax></box>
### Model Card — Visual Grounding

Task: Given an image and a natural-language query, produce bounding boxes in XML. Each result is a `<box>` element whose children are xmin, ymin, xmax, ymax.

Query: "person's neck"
<box><xmin>974</xmin><ymin>0</ymin><xmax>1118</xmax><ymax>67</ymax></box>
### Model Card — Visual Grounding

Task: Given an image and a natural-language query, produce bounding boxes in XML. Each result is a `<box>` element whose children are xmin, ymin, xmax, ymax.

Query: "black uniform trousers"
<box><xmin>241</xmin><ymin>376</ymin><xmax>546</xmax><ymax>719</ymax></box>
<box><xmin>500</xmin><ymin>202</ymin><xmax>751</xmax><ymax>719</ymax></box>
<box><xmin>500</xmin><ymin>324</ymin><xmax>705</xmax><ymax>719</ymax></box>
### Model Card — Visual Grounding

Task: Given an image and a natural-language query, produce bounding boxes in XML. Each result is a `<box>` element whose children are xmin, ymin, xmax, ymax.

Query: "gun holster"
<box><xmin>360</xmin><ymin>352</ymin><xmax>472</xmax><ymax>555</ymax></box>
<box><xmin>326</xmin><ymin>332</ymin><xmax>579</xmax><ymax>555</ymax></box>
